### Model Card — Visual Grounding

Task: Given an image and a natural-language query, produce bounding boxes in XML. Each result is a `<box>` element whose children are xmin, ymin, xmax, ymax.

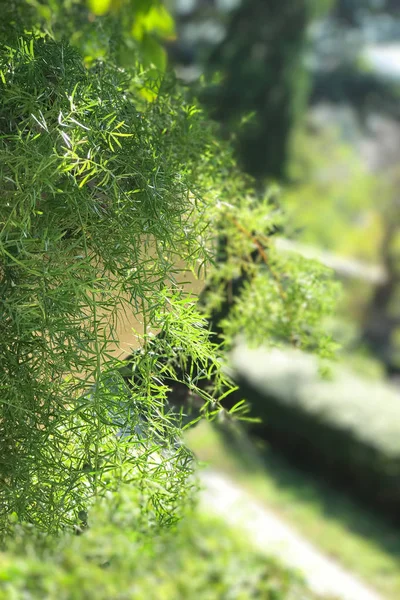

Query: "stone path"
<box><xmin>199</xmin><ymin>470</ymin><xmax>383</xmax><ymax>600</ymax></box>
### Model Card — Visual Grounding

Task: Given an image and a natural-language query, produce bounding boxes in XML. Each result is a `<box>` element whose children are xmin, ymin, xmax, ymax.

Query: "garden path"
<box><xmin>200</xmin><ymin>470</ymin><xmax>383</xmax><ymax>600</ymax></box>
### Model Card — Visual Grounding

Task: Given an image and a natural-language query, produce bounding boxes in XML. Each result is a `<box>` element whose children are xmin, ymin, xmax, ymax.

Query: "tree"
<box><xmin>201</xmin><ymin>0</ymin><xmax>312</xmax><ymax>182</ymax></box>
<box><xmin>0</xmin><ymin>0</ymin><xmax>336</xmax><ymax>535</ymax></box>
<box><xmin>180</xmin><ymin>0</ymin><xmax>331</xmax><ymax>184</ymax></box>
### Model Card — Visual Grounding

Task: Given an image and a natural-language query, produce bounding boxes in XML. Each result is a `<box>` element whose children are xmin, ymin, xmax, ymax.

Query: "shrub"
<box><xmin>0</xmin><ymin>1</ymin><xmax>338</xmax><ymax>543</ymax></box>
<box><xmin>0</xmin><ymin>30</ymin><xmax>337</xmax><ymax>535</ymax></box>
<box><xmin>0</xmin><ymin>34</ymin><xmax>221</xmax><ymax>534</ymax></box>
<box><xmin>0</xmin><ymin>486</ymin><xmax>321</xmax><ymax>600</ymax></box>
<box><xmin>231</xmin><ymin>345</ymin><xmax>400</xmax><ymax>517</ymax></box>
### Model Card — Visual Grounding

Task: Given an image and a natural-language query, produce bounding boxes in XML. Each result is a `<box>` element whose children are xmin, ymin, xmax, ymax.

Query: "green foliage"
<box><xmin>231</xmin><ymin>346</ymin><xmax>400</xmax><ymax>518</ymax></box>
<box><xmin>23</xmin><ymin>0</ymin><xmax>175</xmax><ymax>77</ymax></box>
<box><xmin>0</xmin><ymin>6</ymin><xmax>338</xmax><ymax>538</ymax></box>
<box><xmin>0</xmin><ymin>31</ymin><xmax>231</xmax><ymax>534</ymax></box>
<box><xmin>219</xmin><ymin>250</ymin><xmax>339</xmax><ymax>355</ymax></box>
<box><xmin>285</xmin><ymin>124</ymin><xmax>382</xmax><ymax>262</ymax></box>
<box><xmin>0</xmin><ymin>487</ymin><xmax>319</xmax><ymax>600</ymax></box>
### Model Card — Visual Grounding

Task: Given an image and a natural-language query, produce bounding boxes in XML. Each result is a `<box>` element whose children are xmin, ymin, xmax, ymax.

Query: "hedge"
<box><xmin>0</xmin><ymin>487</ymin><xmax>321</xmax><ymax>600</ymax></box>
<box><xmin>230</xmin><ymin>345</ymin><xmax>400</xmax><ymax>517</ymax></box>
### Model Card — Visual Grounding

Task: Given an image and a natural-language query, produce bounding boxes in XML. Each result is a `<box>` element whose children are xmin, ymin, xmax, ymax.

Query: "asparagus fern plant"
<box><xmin>0</xmin><ymin>2</ymin><xmax>338</xmax><ymax>537</ymax></box>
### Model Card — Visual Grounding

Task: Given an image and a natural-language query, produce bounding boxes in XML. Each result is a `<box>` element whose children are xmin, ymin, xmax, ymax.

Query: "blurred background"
<box><xmin>159</xmin><ymin>1</ymin><xmax>400</xmax><ymax>597</ymax></box>
<box><xmin>167</xmin><ymin>0</ymin><xmax>400</xmax><ymax>376</ymax></box>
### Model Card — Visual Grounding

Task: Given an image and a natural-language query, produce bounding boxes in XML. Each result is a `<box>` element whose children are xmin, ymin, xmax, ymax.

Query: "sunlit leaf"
<box><xmin>132</xmin><ymin>4</ymin><xmax>176</xmax><ymax>41</ymax></box>
<box><xmin>141</xmin><ymin>34</ymin><xmax>167</xmax><ymax>71</ymax></box>
<box><xmin>88</xmin><ymin>0</ymin><xmax>112</xmax><ymax>16</ymax></box>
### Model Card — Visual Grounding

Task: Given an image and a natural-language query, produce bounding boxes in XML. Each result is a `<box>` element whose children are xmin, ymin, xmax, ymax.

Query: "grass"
<box><xmin>185</xmin><ymin>419</ymin><xmax>400</xmax><ymax>600</ymax></box>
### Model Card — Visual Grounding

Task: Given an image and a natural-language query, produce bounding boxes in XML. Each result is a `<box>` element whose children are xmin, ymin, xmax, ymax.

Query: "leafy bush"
<box><xmin>0</xmin><ymin>486</ymin><xmax>321</xmax><ymax>600</ymax></box>
<box><xmin>0</xmin><ymin>28</ymin><xmax>337</xmax><ymax>536</ymax></box>
<box><xmin>0</xmin><ymin>6</ymin><xmax>342</xmax><ymax>599</ymax></box>
<box><xmin>0</xmin><ymin>33</ymin><xmax>220</xmax><ymax>534</ymax></box>
<box><xmin>231</xmin><ymin>345</ymin><xmax>400</xmax><ymax>517</ymax></box>
<box><xmin>0</xmin><ymin>1</ymin><xmax>339</xmax><ymax>552</ymax></box>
